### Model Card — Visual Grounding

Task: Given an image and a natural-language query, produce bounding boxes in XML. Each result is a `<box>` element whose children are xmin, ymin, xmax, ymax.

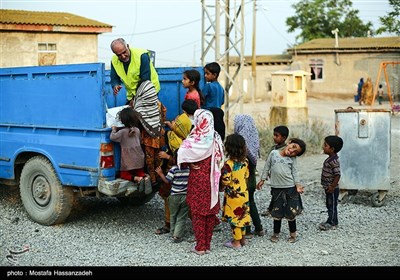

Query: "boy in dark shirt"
<box><xmin>319</xmin><ymin>135</ymin><xmax>343</xmax><ymax>230</ymax></box>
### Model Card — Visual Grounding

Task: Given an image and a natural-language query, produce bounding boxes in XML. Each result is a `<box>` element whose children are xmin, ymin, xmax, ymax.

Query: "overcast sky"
<box><xmin>1</xmin><ymin>0</ymin><xmax>392</xmax><ymax>68</ymax></box>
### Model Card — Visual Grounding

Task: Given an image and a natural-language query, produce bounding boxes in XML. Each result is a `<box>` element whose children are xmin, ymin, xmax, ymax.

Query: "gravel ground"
<box><xmin>1</xmin><ymin>104</ymin><xmax>399</xmax><ymax>270</ymax></box>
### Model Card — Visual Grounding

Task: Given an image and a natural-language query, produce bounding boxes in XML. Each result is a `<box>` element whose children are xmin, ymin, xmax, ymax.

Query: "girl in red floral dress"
<box><xmin>177</xmin><ymin>109</ymin><xmax>224</xmax><ymax>255</ymax></box>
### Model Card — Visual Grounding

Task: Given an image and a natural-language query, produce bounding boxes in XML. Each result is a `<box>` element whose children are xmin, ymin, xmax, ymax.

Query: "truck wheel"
<box><xmin>20</xmin><ymin>156</ymin><xmax>74</xmax><ymax>226</ymax></box>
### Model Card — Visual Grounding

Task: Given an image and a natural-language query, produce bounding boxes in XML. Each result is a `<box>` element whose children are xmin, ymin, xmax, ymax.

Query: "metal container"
<box><xmin>334</xmin><ymin>108</ymin><xmax>391</xmax><ymax>207</ymax></box>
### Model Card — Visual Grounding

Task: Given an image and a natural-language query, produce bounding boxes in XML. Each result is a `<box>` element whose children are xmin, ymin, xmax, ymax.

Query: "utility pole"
<box><xmin>201</xmin><ymin>0</ymin><xmax>245</xmax><ymax>129</ymax></box>
<box><xmin>251</xmin><ymin>0</ymin><xmax>256</xmax><ymax>105</ymax></box>
<box><xmin>331</xmin><ymin>28</ymin><xmax>340</xmax><ymax>65</ymax></box>
<box><xmin>331</xmin><ymin>28</ymin><xmax>339</xmax><ymax>47</ymax></box>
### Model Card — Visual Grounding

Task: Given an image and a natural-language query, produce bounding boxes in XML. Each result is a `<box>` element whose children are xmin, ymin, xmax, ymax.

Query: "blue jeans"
<box><xmin>325</xmin><ymin>187</ymin><xmax>339</xmax><ymax>226</ymax></box>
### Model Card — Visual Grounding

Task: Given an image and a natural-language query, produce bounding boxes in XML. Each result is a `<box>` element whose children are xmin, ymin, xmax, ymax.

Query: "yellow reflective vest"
<box><xmin>111</xmin><ymin>48</ymin><xmax>160</xmax><ymax>100</ymax></box>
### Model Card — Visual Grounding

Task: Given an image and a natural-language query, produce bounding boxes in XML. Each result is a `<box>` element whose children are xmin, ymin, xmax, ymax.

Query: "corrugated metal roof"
<box><xmin>291</xmin><ymin>37</ymin><xmax>400</xmax><ymax>50</ymax></box>
<box><xmin>0</xmin><ymin>9</ymin><xmax>112</xmax><ymax>28</ymax></box>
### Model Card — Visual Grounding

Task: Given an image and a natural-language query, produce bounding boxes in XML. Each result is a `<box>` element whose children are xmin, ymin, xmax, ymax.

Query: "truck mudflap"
<box><xmin>98</xmin><ymin>178</ymin><xmax>152</xmax><ymax>196</ymax></box>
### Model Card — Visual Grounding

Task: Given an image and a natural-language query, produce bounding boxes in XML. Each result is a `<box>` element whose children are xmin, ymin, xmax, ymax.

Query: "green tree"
<box><xmin>376</xmin><ymin>0</ymin><xmax>400</xmax><ymax>35</ymax></box>
<box><xmin>286</xmin><ymin>0</ymin><xmax>372</xmax><ymax>43</ymax></box>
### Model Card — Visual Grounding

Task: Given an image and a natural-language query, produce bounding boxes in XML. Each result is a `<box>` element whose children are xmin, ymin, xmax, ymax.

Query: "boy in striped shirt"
<box><xmin>155</xmin><ymin>162</ymin><xmax>190</xmax><ymax>243</ymax></box>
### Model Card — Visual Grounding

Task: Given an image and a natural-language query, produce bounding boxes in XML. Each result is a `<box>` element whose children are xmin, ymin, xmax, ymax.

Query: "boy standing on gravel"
<box><xmin>155</xmin><ymin>159</ymin><xmax>190</xmax><ymax>243</ymax></box>
<box><xmin>261</xmin><ymin>125</ymin><xmax>289</xmax><ymax>217</ymax></box>
<box><xmin>319</xmin><ymin>135</ymin><xmax>343</xmax><ymax>231</ymax></box>
<box><xmin>257</xmin><ymin>138</ymin><xmax>307</xmax><ymax>243</ymax></box>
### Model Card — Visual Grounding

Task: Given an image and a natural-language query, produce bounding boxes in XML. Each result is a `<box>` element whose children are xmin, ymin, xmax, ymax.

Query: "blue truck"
<box><xmin>0</xmin><ymin>62</ymin><xmax>204</xmax><ymax>226</ymax></box>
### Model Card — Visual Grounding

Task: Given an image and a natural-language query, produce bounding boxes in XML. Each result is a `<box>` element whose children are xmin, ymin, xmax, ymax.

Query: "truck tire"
<box><xmin>20</xmin><ymin>156</ymin><xmax>74</xmax><ymax>226</ymax></box>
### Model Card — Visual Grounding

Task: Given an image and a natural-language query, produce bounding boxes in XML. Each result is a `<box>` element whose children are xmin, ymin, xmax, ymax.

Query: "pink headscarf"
<box><xmin>177</xmin><ymin>109</ymin><xmax>224</xmax><ymax>209</ymax></box>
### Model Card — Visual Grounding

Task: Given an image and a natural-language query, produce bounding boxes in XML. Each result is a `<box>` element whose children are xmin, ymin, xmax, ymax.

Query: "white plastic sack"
<box><xmin>106</xmin><ymin>105</ymin><xmax>129</xmax><ymax>128</ymax></box>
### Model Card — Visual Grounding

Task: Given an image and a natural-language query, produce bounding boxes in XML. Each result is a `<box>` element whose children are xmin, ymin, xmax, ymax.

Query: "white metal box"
<box><xmin>335</xmin><ymin>108</ymin><xmax>391</xmax><ymax>191</ymax></box>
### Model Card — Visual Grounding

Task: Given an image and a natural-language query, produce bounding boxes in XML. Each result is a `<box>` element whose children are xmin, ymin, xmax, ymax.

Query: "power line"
<box><xmin>101</xmin><ymin>18</ymin><xmax>201</xmax><ymax>37</ymax></box>
<box><xmin>157</xmin><ymin>39</ymin><xmax>200</xmax><ymax>54</ymax></box>
<box><xmin>259</xmin><ymin>5</ymin><xmax>295</xmax><ymax>47</ymax></box>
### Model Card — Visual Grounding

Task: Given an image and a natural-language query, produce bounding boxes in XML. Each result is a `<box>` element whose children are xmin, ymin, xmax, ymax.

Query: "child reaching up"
<box><xmin>257</xmin><ymin>138</ymin><xmax>306</xmax><ymax>244</ymax></box>
<box><xmin>220</xmin><ymin>133</ymin><xmax>251</xmax><ymax>249</ymax></box>
<box><xmin>110</xmin><ymin>107</ymin><xmax>148</xmax><ymax>184</ymax></box>
<box><xmin>164</xmin><ymin>99</ymin><xmax>198</xmax><ymax>154</ymax></box>
<box><xmin>155</xmin><ymin>158</ymin><xmax>190</xmax><ymax>243</ymax></box>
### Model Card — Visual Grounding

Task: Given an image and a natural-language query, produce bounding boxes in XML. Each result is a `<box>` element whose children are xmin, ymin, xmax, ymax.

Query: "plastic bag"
<box><xmin>106</xmin><ymin>105</ymin><xmax>129</xmax><ymax>128</ymax></box>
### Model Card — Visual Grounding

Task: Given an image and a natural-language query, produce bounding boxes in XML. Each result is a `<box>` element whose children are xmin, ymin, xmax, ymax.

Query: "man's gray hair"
<box><xmin>110</xmin><ymin>38</ymin><xmax>127</xmax><ymax>49</ymax></box>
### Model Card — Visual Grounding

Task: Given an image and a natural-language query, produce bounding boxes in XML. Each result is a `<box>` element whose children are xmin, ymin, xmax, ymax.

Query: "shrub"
<box><xmin>256</xmin><ymin>119</ymin><xmax>330</xmax><ymax>158</ymax></box>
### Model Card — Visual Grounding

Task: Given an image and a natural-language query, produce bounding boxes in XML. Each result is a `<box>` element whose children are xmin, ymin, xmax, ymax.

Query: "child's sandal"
<box><xmin>155</xmin><ymin>226</ymin><xmax>170</xmax><ymax>235</ymax></box>
<box><xmin>270</xmin><ymin>234</ymin><xmax>279</xmax><ymax>243</ymax></box>
<box><xmin>288</xmin><ymin>234</ymin><xmax>297</xmax><ymax>243</ymax></box>
<box><xmin>172</xmin><ymin>236</ymin><xmax>183</xmax><ymax>243</ymax></box>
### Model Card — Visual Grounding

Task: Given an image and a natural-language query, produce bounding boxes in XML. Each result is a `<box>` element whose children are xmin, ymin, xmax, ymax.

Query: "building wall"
<box><xmin>223</xmin><ymin>51</ymin><xmax>399</xmax><ymax>105</ymax></box>
<box><xmin>222</xmin><ymin>63</ymin><xmax>291</xmax><ymax>103</ymax></box>
<box><xmin>1</xmin><ymin>32</ymin><xmax>98</xmax><ymax>67</ymax></box>
<box><xmin>292</xmin><ymin>52</ymin><xmax>400</xmax><ymax>99</ymax></box>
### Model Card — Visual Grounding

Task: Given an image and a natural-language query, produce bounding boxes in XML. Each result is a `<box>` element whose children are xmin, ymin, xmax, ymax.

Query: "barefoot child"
<box><xmin>220</xmin><ymin>133</ymin><xmax>251</xmax><ymax>249</ymax></box>
<box><xmin>233</xmin><ymin>114</ymin><xmax>265</xmax><ymax>238</ymax></box>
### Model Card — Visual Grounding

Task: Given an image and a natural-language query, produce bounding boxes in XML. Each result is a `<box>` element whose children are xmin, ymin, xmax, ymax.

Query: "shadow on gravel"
<box><xmin>66</xmin><ymin>195</ymin><xmax>163</xmax><ymax>226</ymax></box>
<box><xmin>0</xmin><ymin>185</ymin><xmax>21</xmax><ymax>205</ymax></box>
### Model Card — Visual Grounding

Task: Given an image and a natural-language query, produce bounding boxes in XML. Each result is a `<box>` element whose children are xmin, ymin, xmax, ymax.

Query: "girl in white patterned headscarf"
<box><xmin>177</xmin><ymin>109</ymin><xmax>224</xmax><ymax>255</ymax></box>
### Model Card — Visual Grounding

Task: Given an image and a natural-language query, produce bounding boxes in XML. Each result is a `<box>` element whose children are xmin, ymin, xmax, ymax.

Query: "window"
<box><xmin>38</xmin><ymin>43</ymin><xmax>57</xmax><ymax>66</ymax></box>
<box><xmin>310</xmin><ymin>59</ymin><xmax>323</xmax><ymax>81</ymax></box>
<box><xmin>294</xmin><ymin>76</ymin><xmax>302</xmax><ymax>90</ymax></box>
<box><xmin>38</xmin><ymin>43</ymin><xmax>57</xmax><ymax>52</ymax></box>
